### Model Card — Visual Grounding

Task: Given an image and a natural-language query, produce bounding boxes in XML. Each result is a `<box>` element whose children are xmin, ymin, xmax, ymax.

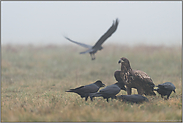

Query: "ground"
<box><xmin>1</xmin><ymin>44</ymin><xmax>182</xmax><ymax>122</ymax></box>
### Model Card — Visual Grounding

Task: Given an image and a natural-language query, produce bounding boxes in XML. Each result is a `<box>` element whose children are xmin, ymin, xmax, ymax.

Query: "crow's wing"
<box><xmin>82</xmin><ymin>84</ymin><xmax>99</xmax><ymax>93</ymax></box>
<box><xmin>99</xmin><ymin>84</ymin><xmax>120</xmax><ymax>95</ymax></box>
<box><xmin>92</xmin><ymin>18</ymin><xmax>119</xmax><ymax>49</ymax></box>
<box><xmin>64</xmin><ymin>36</ymin><xmax>92</xmax><ymax>48</ymax></box>
<box><xmin>159</xmin><ymin>82</ymin><xmax>176</xmax><ymax>91</ymax></box>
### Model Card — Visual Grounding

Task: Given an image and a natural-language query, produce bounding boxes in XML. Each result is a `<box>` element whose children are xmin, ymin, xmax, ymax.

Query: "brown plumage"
<box><xmin>116</xmin><ymin>57</ymin><xmax>156</xmax><ymax>96</ymax></box>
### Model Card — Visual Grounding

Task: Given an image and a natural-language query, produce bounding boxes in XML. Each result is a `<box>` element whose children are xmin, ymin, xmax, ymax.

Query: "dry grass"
<box><xmin>1</xmin><ymin>44</ymin><xmax>182</xmax><ymax>122</ymax></box>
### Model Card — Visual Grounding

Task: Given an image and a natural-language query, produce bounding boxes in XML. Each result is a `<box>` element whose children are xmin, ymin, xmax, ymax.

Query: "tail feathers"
<box><xmin>65</xmin><ymin>86</ymin><xmax>84</xmax><ymax>92</ymax></box>
<box><xmin>65</xmin><ymin>89</ymin><xmax>75</xmax><ymax>92</ymax></box>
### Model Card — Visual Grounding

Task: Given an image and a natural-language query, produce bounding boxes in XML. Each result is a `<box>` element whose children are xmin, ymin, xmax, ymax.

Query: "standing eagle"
<box><xmin>64</xmin><ymin>18</ymin><xmax>119</xmax><ymax>60</ymax></box>
<box><xmin>115</xmin><ymin>57</ymin><xmax>156</xmax><ymax>96</ymax></box>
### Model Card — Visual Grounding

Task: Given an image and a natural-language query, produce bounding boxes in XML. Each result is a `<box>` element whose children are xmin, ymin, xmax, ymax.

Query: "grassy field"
<box><xmin>1</xmin><ymin>44</ymin><xmax>182</xmax><ymax>122</ymax></box>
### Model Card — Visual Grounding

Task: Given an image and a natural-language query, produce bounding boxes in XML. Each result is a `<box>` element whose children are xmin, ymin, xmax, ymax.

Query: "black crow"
<box><xmin>116</xmin><ymin>94</ymin><xmax>149</xmax><ymax>103</ymax></box>
<box><xmin>64</xmin><ymin>18</ymin><xmax>119</xmax><ymax>60</ymax></box>
<box><xmin>66</xmin><ymin>80</ymin><xmax>105</xmax><ymax>101</ymax></box>
<box><xmin>154</xmin><ymin>82</ymin><xmax>176</xmax><ymax>99</ymax></box>
<box><xmin>117</xmin><ymin>57</ymin><xmax>156</xmax><ymax>96</ymax></box>
<box><xmin>90</xmin><ymin>82</ymin><xmax>125</xmax><ymax>102</ymax></box>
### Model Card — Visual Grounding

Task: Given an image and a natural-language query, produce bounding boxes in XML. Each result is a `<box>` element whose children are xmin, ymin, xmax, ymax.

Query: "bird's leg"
<box><xmin>90</xmin><ymin>96</ymin><xmax>93</xmax><ymax>102</ymax></box>
<box><xmin>137</xmin><ymin>87</ymin><xmax>144</xmax><ymax>95</ymax></box>
<box><xmin>106</xmin><ymin>98</ymin><xmax>109</xmax><ymax>102</ymax></box>
<box><xmin>91</xmin><ymin>54</ymin><xmax>95</xmax><ymax>60</ymax></box>
<box><xmin>161</xmin><ymin>95</ymin><xmax>164</xmax><ymax>98</ymax></box>
<box><xmin>166</xmin><ymin>91</ymin><xmax>172</xmax><ymax>100</ymax></box>
<box><xmin>90</xmin><ymin>54</ymin><xmax>95</xmax><ymax>60</ymax></box>
<box><xmin>93</xmin><ymin>54</ymin><xmax>95</xmax><ymax>60</ymax></box>
<box><xmin>127</xmin><ymin>87</ymin><xmax>132</xmax><ymax>95</ymax></box>
<box><xmin>85</xmin><ymin>96</ymin><xmax>88</xmax><ymax>101</ymax></box>
<box><xmin>90</xmin><ymin>54</ymin><xmax>92</xmax><ymax>60</ymax></box>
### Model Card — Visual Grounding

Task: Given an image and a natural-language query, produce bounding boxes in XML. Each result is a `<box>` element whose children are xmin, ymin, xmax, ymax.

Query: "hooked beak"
<box><xmin>118</xmin><ymin>59</ymin><xmax>124</xmax><ymax>64</ymax></box>
<box><xmin>118</xmin><ymin>59</ymin><xmax>121</xmax><ymax>64</ymax></box>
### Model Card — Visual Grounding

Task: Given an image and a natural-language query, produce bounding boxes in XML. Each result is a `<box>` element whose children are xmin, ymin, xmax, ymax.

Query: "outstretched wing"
<box><xmin>92</xmin><ymin>18</ymin><xmax>119</xmax><ymax>49</ymax></box>
<box><xmin>64</xmin><ymin>36</ymin><xmax>92</xmax><ymax>48</ymax></box>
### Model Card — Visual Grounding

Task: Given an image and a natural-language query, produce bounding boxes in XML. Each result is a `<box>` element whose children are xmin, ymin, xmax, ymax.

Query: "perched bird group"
<box><xmin>66</xmin><ymin>57</ymin><xmax>176</xmax><ymax>103</ymax></box>
<box><xmin>65</xmin><ymin>18</ymin><xmax>176</xmax><ymax>103</ymax></box>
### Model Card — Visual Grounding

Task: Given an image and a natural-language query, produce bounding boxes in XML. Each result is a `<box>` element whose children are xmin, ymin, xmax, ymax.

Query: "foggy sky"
<box><xmin>1</xmin><ymin>1</ymin><xmax>182</xmax><ymax>46</ymax></box>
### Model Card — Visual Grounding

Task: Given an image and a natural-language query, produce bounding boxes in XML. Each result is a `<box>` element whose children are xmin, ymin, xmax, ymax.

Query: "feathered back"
<box><xmin>118</xmin><ymin>57</ymin><xmax>156</xmax><ymax>95</ymax></box>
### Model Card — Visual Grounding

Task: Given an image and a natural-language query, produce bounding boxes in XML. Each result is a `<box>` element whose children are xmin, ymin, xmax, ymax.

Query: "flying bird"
<box><xmin>90</xmin><ymin>82</ymin><xmax>126</xmax><ymax>102</ymax></box>
<box><xmin>116</xmin><ymin>94</ymin><xmax>149</xmax><ymax>103</ymax></box>
<box><xmin>64</xmin><ymin>18</ymin><xmax>119</xmax><ymax>60</ymax></box>
<box><xmin>65</xmin><ymin>80</ymin><xmax>105</xmax><ymax>101</ymax></box>
<box><xmin>154</xmin><ymin>82</ymin><xmax>176</xmax><ymax>99</ymax></box>
<box><xmin>117</xmin><ymin>57</ymin><xmax>156</xmax><ymax>96</ymax></box>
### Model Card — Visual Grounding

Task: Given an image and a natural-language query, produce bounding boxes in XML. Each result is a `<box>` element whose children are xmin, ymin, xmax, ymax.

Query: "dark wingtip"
<box><xmin>116</xmin><ymin>18</ymin><xmax>119</xmax><ymax>23</ymax></box>
<box><xmin>63</xmin><ymin>35</ymin><xmax>67</xmax><ymax>39</ymax></box>
<box><xmin>63</xmin><ymin>35</ymin><xmax>69</xmax><ymax>40</ymax></box>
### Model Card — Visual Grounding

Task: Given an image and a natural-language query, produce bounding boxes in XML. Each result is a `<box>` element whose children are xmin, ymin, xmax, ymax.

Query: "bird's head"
<box><xmin>118</xmin><ymin>57</ymin><xmax>129</xmax><ymax>64</ymax></box>
<box><xmin>118</xmin><ymin>57</ymin><xmax>131</xmax><ymax>70</ymax></box>
<box><xmin>95</xmin><ymin>80</ymin><xmax>105</xmax><ymax>87</ymax></box>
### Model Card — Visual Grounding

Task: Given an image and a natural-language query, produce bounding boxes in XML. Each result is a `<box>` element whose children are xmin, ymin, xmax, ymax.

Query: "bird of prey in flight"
<box><xmin>64</xmin><ymin>18</ymin><xmax>119</xmax><ymax>60</ymax></box>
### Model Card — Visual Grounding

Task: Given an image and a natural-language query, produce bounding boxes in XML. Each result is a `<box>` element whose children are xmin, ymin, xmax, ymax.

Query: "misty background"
<box><xmin>1</xmin><ymin>1</ymin><xmax>182</xmax><ymax>46</ymax></box>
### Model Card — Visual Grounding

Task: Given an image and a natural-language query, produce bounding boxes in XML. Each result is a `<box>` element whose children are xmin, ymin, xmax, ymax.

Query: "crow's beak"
<box><xmin>173</xmin><ymin>90</ymin><xmax>176</xmax><ymax>93</ymax></box>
